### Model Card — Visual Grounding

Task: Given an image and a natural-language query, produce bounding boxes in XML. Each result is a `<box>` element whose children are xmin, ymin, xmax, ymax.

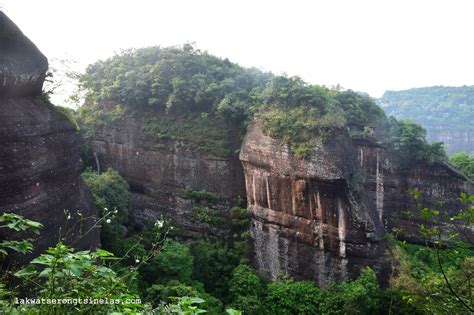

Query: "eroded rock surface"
<box><xmin>356</xmin><ymin>139</ymin><xmax>474</xmax><ymax>244</ymax></box>
<box><xmin>0</xmin><ymin>12</ymin><xmax>98</xmax><ymax>259</ymax></box>
<box><xmin>92</xmin><ymin>113</ymin><xmax>245</xmax><ymax>236</ymax></box>
<box><xmin>240</xmin><ymin>121</ymin><xmax>474</xmax><ymax>286</ymax></box>
<box><xmin>240</xmin><ymin>122</ymin><xmax>386</xmax><ymax>286</ymax></box>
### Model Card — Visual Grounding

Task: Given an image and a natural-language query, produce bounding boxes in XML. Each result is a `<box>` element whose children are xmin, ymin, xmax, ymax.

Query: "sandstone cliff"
<box><xmin>0</xmin><ymin>12</ymin><xmax>98</xmax><ymax>259</ymax></box>
<box><xmin>239</xmin><ymin>120</ymin><xmax>473</xmax><ymax>285</ymax></box>
<box><xmin>356</xmin><ymin>138</ymin><xmax>474</xmax><ymax>243</ymax></box>
<box><xmin>91</xmin><ymin>110</ymin><xmax>245</xmax><ymax>236</ymax></box>
<box><xmin>90</xmin><ymin>110</ymin><xmax>473</xmax><ymax>286</ymax></box>
<box><xmin>240</xmin><ymin>121</ymin><xmax>387</xmax><ymax>286</ymax></box>
<box><xmin>82</xmin><ymin>47</ymin><xmax>474</xmax><ymax>287</ymax></box>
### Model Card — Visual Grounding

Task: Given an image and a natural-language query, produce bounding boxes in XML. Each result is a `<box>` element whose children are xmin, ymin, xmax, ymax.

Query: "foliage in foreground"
<box><xmin>391</xmin><ymin>192</ymin><xmax>474</xmax><ymax>314</ymax></box>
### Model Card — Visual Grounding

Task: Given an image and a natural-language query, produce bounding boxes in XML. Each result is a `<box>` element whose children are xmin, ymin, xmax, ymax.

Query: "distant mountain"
<box><xmin>378</xmin><ymin>86</ymin><xmax>474</xmax><ymax>155</ymax></box>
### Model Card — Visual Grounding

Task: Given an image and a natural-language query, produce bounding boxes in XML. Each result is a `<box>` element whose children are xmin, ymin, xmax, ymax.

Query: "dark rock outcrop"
<box><xmin>0</xmin><ymin>12</ymin><xmax>98</xmax><ymax>259</ymax></box>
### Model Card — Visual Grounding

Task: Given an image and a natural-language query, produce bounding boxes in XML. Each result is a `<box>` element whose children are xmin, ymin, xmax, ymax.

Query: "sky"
<box><xmin>2</xmin><ymin>0</ymin><xmax>474</xmax><ymax>104</ymax></box>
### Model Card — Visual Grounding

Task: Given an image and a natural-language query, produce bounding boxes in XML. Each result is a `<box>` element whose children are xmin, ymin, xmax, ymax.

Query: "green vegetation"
<box><xmin>79</xmin><ymin>44</ymin><xmax>445</xmax><ymax>163</ymax></box>
<box><xmin>450</xmin><ymin>152</ymin><xmax>474</xmax><ymax>180</ymax></box>
<box><xmin>0</xmin><ymin>213</ymin><xmax>145</xmax><ymax>314</ymax></box>
<box><xmin>388</xmin><ymin>118</ymin><xmax>447</xmax><ymax>164</ymax></box>
<box><xmin>143</xmin><ymin>113</ymin><xmax>231</xmax><ymax>157</ymax></box>
<box><xmin>82</xmin><ymin>168</ymin><xmax>132</xmax><ymax>254</ymax></box>
<box><xmin>258</xmin><ymin>81</ymin><xmax>385</xmax><ymax>159</ymax></box>
<box><xmin>2</xmin><ymin>188</ymin><xmax>472</xmax><ymax>313</ymax></box>
<box><xmin>391</xmin><ymin>192</ymin><xmax>474</xmax><ymax>313</ymax></box>
<box><xmin>54</xmin><ymin>105</ymin><xmax>79</xmax><ymax>130</ymax></box>
<box><xmin>184</xmin><ymin>189</ymin><xmax>224</xmax><ymax>204</ymax></box>
<box><xmin>77</xmin><ymin>44</ymin><xmax>271</xmax><ymax>159</ymax></box>
<box><xmin>81</xmin><ymin>168</ymin><xmax>132</xmax><ymax>218</ymax></box>
<box><xmin>379</xmin><ymin>86</ymin><xmax>474</xmax><ymax>132</ymax></box>
<box><xmin>226</xmin><ymin>264</ymin><xmax>421</xmax><ymax>315</ymax></box>
<box><xmin>80</xmin><ymin>44</ymin><xmax>271</xmax><ymax>116</ymax></box>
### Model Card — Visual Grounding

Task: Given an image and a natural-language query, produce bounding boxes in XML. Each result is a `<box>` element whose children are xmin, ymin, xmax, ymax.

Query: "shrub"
<box><xmin>388</xmin><ymin>119</ymin><xmax>447</xmax><ymax>164</ymax></box>
<box><xmin>321</xmin><ymin>268</ymin><xmax>380</xmax><ymax>314</ymax></box>
<box><xmin>82</xmin><ymin>168</ymin><xmax>131</xmax><ymax>220</ymax></box>
<box><xmin>229</xmin><ymin>207</ymin><xmax>249</xmax><ymax>229</ymax></box>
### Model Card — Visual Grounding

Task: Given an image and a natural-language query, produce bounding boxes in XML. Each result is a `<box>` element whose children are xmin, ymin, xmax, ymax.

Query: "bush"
<box><xmin>82</xmin><ymin>168</ymin><xmax>131</xmax><ymax>221</ymax></box>
<box><xmin>321</xmin><ymin>268</ymin><xmax>380</xmax><ymax>314</ymax></box>
<box><xmin>229</xmin><ymin>207</ymin><xmax>249</xmax><ymax>229</ymax></box>
<box><xmin>0</xmin><ymin>213</ymin><xmax>146</xmax><ymax>314</ymax></box>
<box><xmin>145</xmin><ymin>280</ymin><xmax>224</xmax><ymax>314</ymax></box>
<box><xmin>82</xmin><ymin>168</ymin><xmax>132</xmax><ymax>254</ymax></box>
<box><xmin>183</xmin><ymin>189</ymin><xmax>224</xmax><ymax>204</ymax></box>
<box><xmin>229</xmin><ymin>264</ymin><xmax>264</xmax><ymax>300</ymax></box>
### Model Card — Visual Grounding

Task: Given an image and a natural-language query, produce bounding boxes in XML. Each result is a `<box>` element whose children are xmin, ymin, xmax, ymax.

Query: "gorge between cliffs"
<box><xmin>1</xmin><ymin>9</ymin><xmax>474</xmax><ymax>315</ymax></box>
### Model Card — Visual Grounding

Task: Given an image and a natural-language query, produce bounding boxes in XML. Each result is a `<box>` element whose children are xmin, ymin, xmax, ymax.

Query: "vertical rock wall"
<box><xmin>240</xmin><ymin>122</ymin><xmax>386</xmax><ymax>286</ymax></box>
<box><xmin>356</xmin><ymin>139</ymin><xmax>474</xmax><ymax>243</ymax></box>
<box><xmin>92</xmin><ymin>114</ymin><xmax>245</xmax><ymax>235</ymax></box>
<box><xmin>240</xmin><ymin>121</ymin><xmax>473</xmax><ymax>285</ymax></box>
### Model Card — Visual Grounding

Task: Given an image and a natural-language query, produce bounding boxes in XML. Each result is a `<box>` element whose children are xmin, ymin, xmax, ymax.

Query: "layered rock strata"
<box><xmin>92</xmin><ymin>114</ymin><xmax>245</xmax><ymax>236</ymax></box>
<box><xmin>240</xmin><ymin>122</ymin><xmax>387</xmax><ymax>286</ymax></box>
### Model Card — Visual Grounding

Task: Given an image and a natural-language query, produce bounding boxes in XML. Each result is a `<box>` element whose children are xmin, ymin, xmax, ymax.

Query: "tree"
<box><xmin>450</xmin><ymin>152</ymin><xmax>474</xmax><ymax>180</ymax></box>
<box><xmin>394</xmin><ymin>192</ymin><xmax>474</xmax><ymax>313</ymax></box>
<box><xmin>389</xmin><ymin>119</ymin><xmax>447</xmax><ymax>164</ymax></box>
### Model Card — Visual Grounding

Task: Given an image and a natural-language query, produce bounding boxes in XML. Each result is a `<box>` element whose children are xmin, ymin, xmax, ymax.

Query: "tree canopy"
<box><xmin>449</xmin><ymin>152</ymin><xmax>474</xmax><ymax>180</ymax></box>
<box><xmin>79</xmin><ymin>44</ymin><xmax>446</xmax><ymax>163</ymax></box>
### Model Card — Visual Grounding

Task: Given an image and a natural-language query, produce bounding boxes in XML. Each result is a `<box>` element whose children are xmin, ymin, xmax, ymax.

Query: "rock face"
<box><xmin>93</xmin><ymin>107</ymin><xmax>473</xmax><ymax>286</ymax></box>
<box><xmin>356</xmin><ymin>139</ymin><xmax>474</xmax><ymax>244</ymax></box>
<box><xmin>0</xmin><ymin>12</ymin><xmax>98</xmax><ymax>259</ymax></box>
<box><xmin>91</xmin><ymin>112</ymin><xmax>245</xmax><ymax>235</ymax></box>
<box><xmin>239</xmin><ymin>122</ymin><xmax>387</xmax><ymax>286</ymax></box>
<box><xmin>240</xmin><ymin>121</ymin><xmax>474</xmax><ymax>286</ymax></box>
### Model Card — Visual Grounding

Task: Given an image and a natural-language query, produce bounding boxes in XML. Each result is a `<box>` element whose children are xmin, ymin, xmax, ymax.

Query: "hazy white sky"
<box><xmin>2</xmin><ymin>0</ymin><xmax>474</xmax><ymax>100</ymax></box>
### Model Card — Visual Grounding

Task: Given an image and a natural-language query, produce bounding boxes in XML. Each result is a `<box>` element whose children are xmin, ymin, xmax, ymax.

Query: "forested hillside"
<box><xmin>3</xmin><ymin>43</ymin><xmax>472</xmax><ymax>314</ymax></box>
<box><xmin>378</xmin><ymin>86</ymin><xmax>474</xmax><ymax>154</ymax></box>
<box><xmin>79</xmin><ymin>45</ymin><xmax>445</xmax><ymax>163</ymax></box>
